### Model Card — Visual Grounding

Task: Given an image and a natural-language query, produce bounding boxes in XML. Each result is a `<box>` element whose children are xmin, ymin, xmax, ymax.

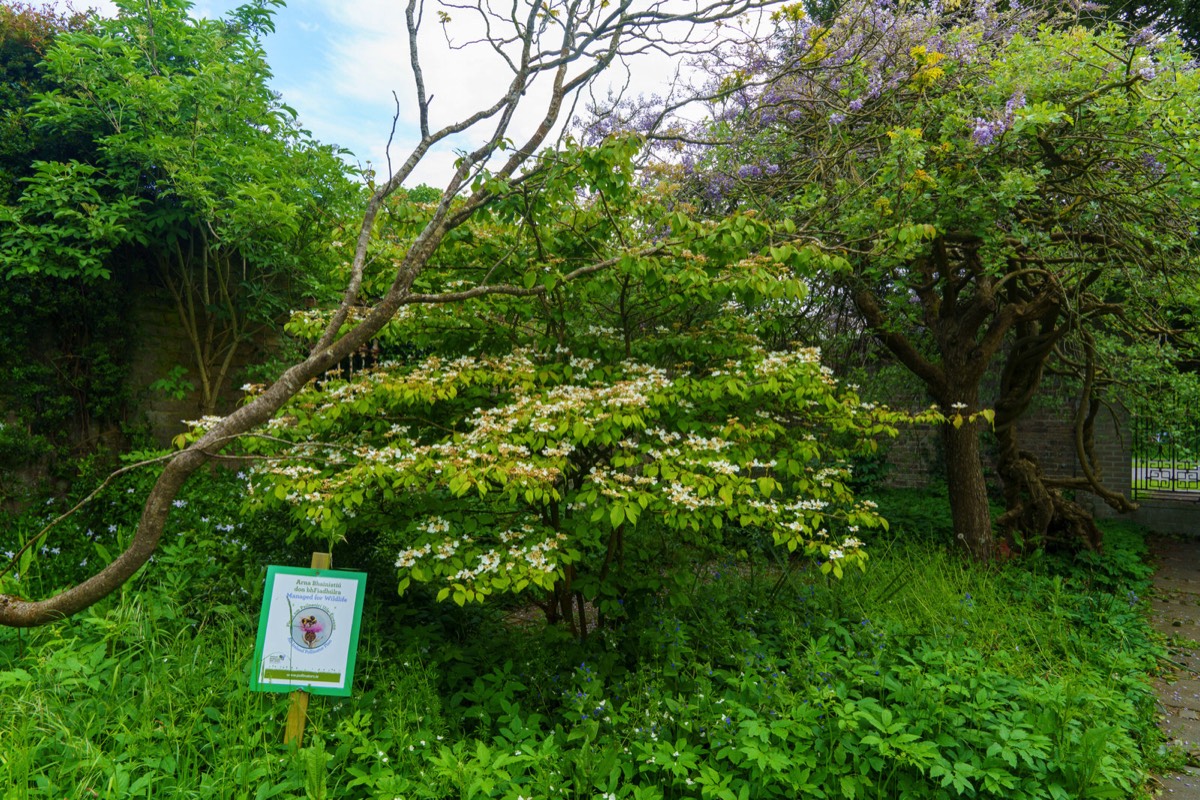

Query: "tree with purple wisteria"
<box><xmin>634</xmin><ymin>0</ymin><xmax>1200</xmax><ymax>559</ymax></box>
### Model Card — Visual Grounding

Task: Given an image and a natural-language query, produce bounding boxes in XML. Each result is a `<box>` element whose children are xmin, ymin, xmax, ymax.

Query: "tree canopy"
<box><xmin>0</xmin><ymin>0</ymin><xmax>838</xmax><ymax>628</ymax></box>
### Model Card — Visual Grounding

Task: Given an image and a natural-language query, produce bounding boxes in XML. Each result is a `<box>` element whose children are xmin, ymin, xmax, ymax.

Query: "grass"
<box><xmin>0</xmin><ymin>475</ymin><xmax>1173</xmax><ymax>799</ymax></box>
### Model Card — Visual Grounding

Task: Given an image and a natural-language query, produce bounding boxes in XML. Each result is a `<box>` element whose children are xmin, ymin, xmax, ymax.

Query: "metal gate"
<box><xmin>1131</xmin><ymin>407</ymin><xmax>1200</xmax><ymax>499</ymax></box>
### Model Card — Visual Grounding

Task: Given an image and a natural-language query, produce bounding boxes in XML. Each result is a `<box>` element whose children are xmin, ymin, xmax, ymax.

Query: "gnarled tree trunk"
<box><xmin>991</xmin><ymin>325</ymin><xmax>1130</xmax><ymax>553</ymax></box>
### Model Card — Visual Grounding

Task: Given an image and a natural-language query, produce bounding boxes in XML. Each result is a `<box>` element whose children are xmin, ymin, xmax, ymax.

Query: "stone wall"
<box><xmin>881</xmin><ymin>398</ymin><xmax>1073</xmax><ymax>489</ymax></box>
<box><xmin>882</xmin><ymin>425</ymin><xmax>941</xmax><ymax>489</ymax></box>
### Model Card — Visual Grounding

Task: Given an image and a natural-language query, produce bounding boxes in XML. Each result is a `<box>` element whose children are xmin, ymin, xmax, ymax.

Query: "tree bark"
<box><xmin>990</xmin><ymin>329</ymin><xmax>1120</xmax><ymax>553</ymax></box>
<box><xmin>942</xmin><ymin>420</ymin><xmax>993</xmax><ymax>561</ymax></box>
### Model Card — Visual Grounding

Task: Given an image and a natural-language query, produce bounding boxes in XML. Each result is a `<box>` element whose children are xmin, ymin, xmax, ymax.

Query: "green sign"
<box><xmin>250</xmin><ymin>565</ymin><xmax>366</xmax><ymax>697</ymax></box>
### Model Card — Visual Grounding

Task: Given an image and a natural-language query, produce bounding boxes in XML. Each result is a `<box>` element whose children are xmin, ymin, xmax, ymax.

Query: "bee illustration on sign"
<box><xmin>289</xmin><ymin>606</ymin><xmax>333</xmax><ymax>652</ymax></box>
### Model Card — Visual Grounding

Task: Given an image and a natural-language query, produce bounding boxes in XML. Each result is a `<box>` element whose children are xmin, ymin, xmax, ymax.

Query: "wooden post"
<box><xmin>284</xmin><ymin>551</ymin><xmax>331</xmax><ymax>747</ymax></box>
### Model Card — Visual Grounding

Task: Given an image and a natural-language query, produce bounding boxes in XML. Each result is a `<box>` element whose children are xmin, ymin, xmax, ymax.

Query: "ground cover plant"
<box><xmin>0</xmin><ymin>471</ymin><xmax>1169</xmax><ymax>799</ymax></box>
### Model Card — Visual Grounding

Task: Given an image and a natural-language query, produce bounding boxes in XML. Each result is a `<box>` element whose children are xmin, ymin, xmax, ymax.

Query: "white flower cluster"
<box><xmin>644</xmin><ymin>428</ymin><xmax>682</xmax><ymax>443</ymax></box>
<box><xmin>543</xmin><ymin>441</ymin><xmax>575</xmax><ymax>458</ymax></box>
<box><xmin>813</xmin><ymin>466</ymin><xmax>851</xmax><ymax>487</ymax></box>
<box><xmin>785</xmin><ymin>498</ymin><xmax>829</xmax><ymax>512</ymax></box>
<box><xmin>395</xmin><ymin>543</ymin><xmax>432</xmax><ymax>568</ymax></box>
<box><xmin>499</xmin><ymin>524</ymin><xmax>538</xmax><ymax>543</ymax></box>
<box><xmin>420</xmin><ymin>517</ymin><xmax>451</xmax><ymax>534</ymax></box>
<box><xmin>449</xmin><ymin>532</ymin><xmax>566</xmax><ymax>582</ymax></box>
<box><xmin>752</xmin><ymin>347</ymin><xmax>822</xmax><ymax>378</ymax></box>
<box><xmin>588</xmin><ymin>465</ymin><xmax>657</xmax><ymax>500</ymax></box>
<box><xmin>182</xmin><ymin>415</ymin><xmax>224</xmax><ymax>430</ymax></box>
<box><xmin>514</xmin><ymin>533</ymin><xmax>566</xmax><ymax>573</ymax></box>
<box><xmin>666</xmin><ymin>482</ymin><xmax>718</xmax><ymax>510</ymax></box>
<box><xmin>463</xmin><ymin>371</ymin><xmax>671</xmax><ymax>447</ymax></box>
<box><xmin>435</xmin><ymin>538</ymin><xmax>462</xmax><ymax>560</ymax></box>
<box><xmin>451</xmin><ymin>550</ymin><xmax>502</xmax><ymax>582</ymax></box>
<box><xmin>267</xmin><ymin>464</ymin><xmax>322</xmax><ymax>480</ymax></box>
<box><xmin>706</xmin><ymin>459</ymin><xmax>741</xmax><ymax>476</ymax></box>
<box><xmin>684</xmin><ymin>433</ymin><xmax>731</xmax><ymax>452</ymax></box>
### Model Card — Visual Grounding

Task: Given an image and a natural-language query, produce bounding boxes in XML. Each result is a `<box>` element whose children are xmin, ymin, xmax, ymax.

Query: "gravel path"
<box><xmin>1149</xmin><ymin>536</ymin><xmax>1200</xmax><ymax>797</ymax></box>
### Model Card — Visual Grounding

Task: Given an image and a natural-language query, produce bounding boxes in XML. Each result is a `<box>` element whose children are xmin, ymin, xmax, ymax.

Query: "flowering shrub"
<box><xmin>240</xmin><ymin>343</ymin><xmax>945</xmax><ymax>621</ymax></box>
<box><xmin>160</xmin><ymin>131</ymin><xmax>968</xmax><ymax>625</ymax></box>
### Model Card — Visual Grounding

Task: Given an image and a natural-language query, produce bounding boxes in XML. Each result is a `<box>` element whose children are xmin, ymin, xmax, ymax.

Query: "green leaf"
<box><xmin>610</xmin><ymin>504</ymin><xmax>625</xmax><ymax>528</ymax></box>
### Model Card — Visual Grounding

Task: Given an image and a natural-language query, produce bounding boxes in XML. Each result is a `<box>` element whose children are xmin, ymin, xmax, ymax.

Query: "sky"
<box><xmin>71</xmin><ymin>0</ymin><xmax>720</xmax><ymax>187</ymax></box>
<box><xmin>72</xmin><ymin>0</ymin><xmax>515</xmax><ymax>185</ymax></box>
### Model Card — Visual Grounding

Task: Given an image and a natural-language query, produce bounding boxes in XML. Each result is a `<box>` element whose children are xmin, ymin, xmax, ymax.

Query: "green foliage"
<box><xmin>0</xmin><ymin>3</ymin><xmax>94</xmax><ymax>205</ymax></box>
<box><xmin>239</xmin><ymin>347</ymin><xmax>928</xmax><ymax>607</ymax></box>
<box><xmin>0</xmin><ymin>0</ymin><xmax>358</xmax><ymax>422</ymax></box>
<box><xmin>0</xmin><ymin>161</ymin><xmax>141</xmax><ymax>280</ymax></box>
<box><xmin>0</xmin><ymin>455</ymin><xmax>279</xmax><ymax>599</ymax></box>
<box><xmin>0</xmin><ymin>272</ymin><xmax>134</xmax><ymax>481</ymax></box>
<box><xmin>235</xmin><ymin>134</ymin><xmax>979</xmax><ymax>623</ymax></box>
<box><xmin>0</xmin><ymin>482</ymin><xmax>1167</xmax><ymax>798</ymax></box>
<box><xmin>149</xmin><ymin>365</ymin><xmax>196</xmax><ymax>402</ymax></box>
<box><xmin>8</xmin><ymin>0</ymin><xmax>343</xmax><ymax>282</ymax></box>
<box><xmin>0</xmin><ymin>423</ymin><xmax>52</xmax><ymax>468</ymax></box>
<box><xmin>0</xmin><ymin>3</ymin><xmax>134</xmax><ymax>478</ymax></box>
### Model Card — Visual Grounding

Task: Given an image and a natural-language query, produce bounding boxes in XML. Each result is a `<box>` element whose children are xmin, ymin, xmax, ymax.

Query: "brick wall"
<box><xmin>125</xmin><ymin>280</ymin><xmax>270</xmax><ymax>446</ymax></box>
<box><xmin>884</xmin><ymin>395</ymin><xmax>1106</xmax><ymax>489</ymax></box>
<box><xmin>884</xmin><ymin>397</ymin><xmax>1200</xmax><ymax>536</ymax></box>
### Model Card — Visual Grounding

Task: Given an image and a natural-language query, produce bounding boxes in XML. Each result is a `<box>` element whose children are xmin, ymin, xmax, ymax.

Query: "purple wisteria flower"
<box><xmin>973</xmin><ymin>90</ymin><xmax>1025</xmax><ymax>147</ymax></box>
<box><xmin>1130</xmin><ymin>26</ymin><xmax>1157</xmax><ymax>47</ymax></box>
<box><xmin>1005</xmin><ymin>90</ymin><xmax>1026</xmax><ymax>116</ymax></box>
<box><xmin>704</xmin><ymin>173</ymin><xmax>734</xmax><ymax>205</ymax></box>
<box><xmin>575</xmin><ymin>93</ymin><xmax>666</xmax><ymax>145</ymax></box>
<box><xmin>1141</xmin><ymin>152</ymin><xmax>1166</xmax><ymax>177</ymax></box>
<box><xmin>971</xmin><ymin>117</ymin><xmax>1007</xmax><ymax>146</ymax></box>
